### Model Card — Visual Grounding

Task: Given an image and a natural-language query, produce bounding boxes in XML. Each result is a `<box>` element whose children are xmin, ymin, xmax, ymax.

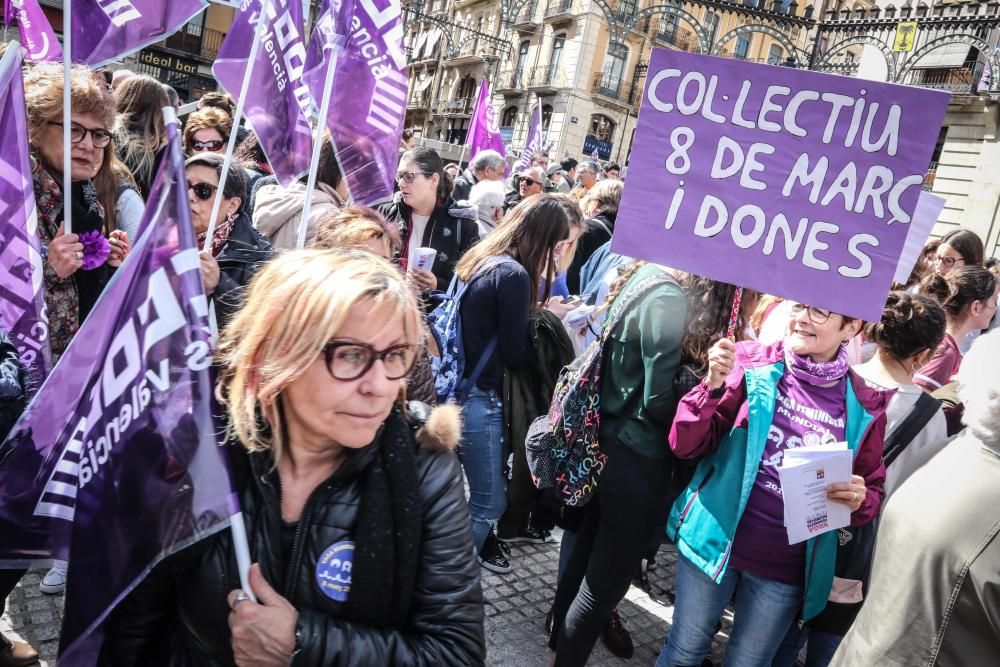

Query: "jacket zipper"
<box><xmin>677</xmin><ymin>465</ymin><xmax>715</xmax><ymax>528</ymax></box>
<box><xmin>280</xmin><ymin>480</ymin><xmax>334</xmax><ymax>605</ymax></box>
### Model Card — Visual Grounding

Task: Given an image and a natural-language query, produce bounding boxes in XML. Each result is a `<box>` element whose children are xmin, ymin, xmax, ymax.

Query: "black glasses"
<box><xmin>49</xmin><ymin>121</ymin><xmax>112</xmax><ymax>148</ymax></box>
<box><xmin>395</xmin><ymin>171</ymin><xmax>428</xmax><ymax>184</ymax></box>
<box><xmin>187</xmin><ymin>181</ymin><xmax>218</xmax><ymax>201</ymax></box>
<box><xmin>323</xmin><ymin>341</ymin><xmax>416</xmax><ymax>381</ymax></box>
<box><xmin>932</xmin><ymin>255</ymin><xmax>962</xmax><ymax>268</ymax></box>
<box><xmin>189</xmin><ymin>139</ymin><xmax>225</xmax><ymax>152</ymax></box>
<box><xmin>790</xmin><ymin>303</ymin><xmax>834</xmax><ymax>325</ymax></box>
<box><xmin>520</xmin><ymin>178</ymin><xmax>541</xmax><ymax>187</ymax></box>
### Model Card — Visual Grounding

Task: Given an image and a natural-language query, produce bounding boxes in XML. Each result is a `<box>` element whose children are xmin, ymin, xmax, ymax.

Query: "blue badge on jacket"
<box><xmin>316</xmin><ymin>541</ymin><xmax>354</xmax><ymax>602</ymax></box>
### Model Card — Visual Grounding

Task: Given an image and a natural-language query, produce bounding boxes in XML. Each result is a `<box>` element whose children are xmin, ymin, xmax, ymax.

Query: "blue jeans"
<box><xmin>772</xmin><ymin>624</ymin><xmax>843</xmax><ymax>667</ymax></box>
<box><xmin>655</xmin><ymin>555</ymin><xmax>803</xmax><ymax>667</ymax></box>
<box><xmin>458</xmin><ymin>386</ymin><xmax>507</xmax><ymax>552</ymax></box>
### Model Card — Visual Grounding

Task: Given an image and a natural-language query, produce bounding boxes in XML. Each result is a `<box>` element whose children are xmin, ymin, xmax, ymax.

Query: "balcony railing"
<box><xmin>527</xmin><ymin>65</ymin><xmax>566</xmax><ymax>89</ymax></box>
<box><xmin>544</xmin><ymin>0</ymin><xmax>575</xmax><ymax>20</ymax></box>
<box><xmin>653</xmin><ymin>25</ymin><xmax>697</xmax><ymax>52</ymax></box>
<box><xmin>923</xmin><ymin>162</ymin><xmax>938</xmax><ymax>191</ymax></box>
<box><xmin>909</xmin><ymin>64</ymin><xmax>982</xmax><ymax>94</ymax></box>
<box><xmin>162</xmin><ymin>21</ymin><xmax>225</xmax><ymax>62</ymax></box>
<box><xmin>591</xmin><ymin>72</ymin><xmax>630</xmax><ymax>104</ymax></box>
<box><xmin>433</xmin><ymin>97</ymin><xmax>473</xmax><ymax>115</ymax></box>
<box><xmin>512</xmin><ymin>2</ymin><xmax>538</xmax><ymax>26</ymax></box>
<box><xmin>496</xmin><ymin>68</ymin><xmax>527</xmax><ymax>92</ymax></box>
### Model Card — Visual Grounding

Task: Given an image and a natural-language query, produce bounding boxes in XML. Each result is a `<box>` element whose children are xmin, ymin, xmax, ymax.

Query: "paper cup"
<box><xmin>413</xmin><ymin>247</ymin><xmax>436</xmax><ymax>272</ymax></box>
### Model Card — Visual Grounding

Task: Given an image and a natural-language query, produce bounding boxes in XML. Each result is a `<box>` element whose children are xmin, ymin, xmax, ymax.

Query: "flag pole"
<box><xmin>296</xmin><ymin>45</ymin><xmax>340</xmax><ymax>250</ymax></box>
<box><xmin>457</xmin><ymin>143</ymin><xmax>467</xmax><ymax>170</ymax></box>
<box><xmin>203</xmin><ymin>0</ymin><xmax>272</xmax><ymax>252</ymax></box>
<box><xmin>61</xmin><ymin>0</ymin><xmax>72</xmax><ymax>235</ymax></box>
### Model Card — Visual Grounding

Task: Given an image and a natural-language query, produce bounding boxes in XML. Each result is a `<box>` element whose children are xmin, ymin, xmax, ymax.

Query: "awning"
<box><xmin>412</xmin><ymin>31</ymin><xmax>429</xmax><ymax>60</ymax></box>
<box><xmin>424</xmin><ymin>29</ymin><xmax>442</xmax><ymax>59</ymax></box>
<box><xmin>415</xmin><ymin>76</ymin><xmax>434</xmax><ymax>94</ymax></box>
<box><xmin>912</xmin><ymin>43</ymin><xmax>973</xmax><ymax>69</ymax></box>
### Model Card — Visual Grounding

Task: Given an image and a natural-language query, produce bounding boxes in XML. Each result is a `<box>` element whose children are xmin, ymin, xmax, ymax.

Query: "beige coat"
<box><xmin>831</xmin><ymin>431</ymin><xmax>1000</xmax><ymax>666</ymax></box>
<box><xmin>251</xmin><ymin>181</ymin><xmax>344</xmax><ymax>250</ymax></box>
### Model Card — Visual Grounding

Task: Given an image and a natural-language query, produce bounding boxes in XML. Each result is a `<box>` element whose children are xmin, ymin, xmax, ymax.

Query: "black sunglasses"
<box><xmin>520</xmin><ymin>178</ymin><xmax>541</xmax><ymax>187</ymax></box>
<box><xmin>189</xmin><ymin>139</ymin><xmax>225</xmax><ymax>152</ymax></box>
<box><xmin>187</xmin><ymin>181</ymin><xmax>218</xmax><ymax>201</ymax></box>
<box><xmin>323</xmin><ymin>341</ymin><xmax>416</xmax><ymax>381</ymax></box>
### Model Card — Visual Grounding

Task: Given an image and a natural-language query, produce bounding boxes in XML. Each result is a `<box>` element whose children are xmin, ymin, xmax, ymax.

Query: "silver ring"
<box><xmin>233</xmin><ymin>591</ymin><xmax>250</xmax><ymax>606</ymax></box>
<box><xmin>74</xmin><ymin>251</ymin><xmax>83</xmax><ymax>261</ymax></box>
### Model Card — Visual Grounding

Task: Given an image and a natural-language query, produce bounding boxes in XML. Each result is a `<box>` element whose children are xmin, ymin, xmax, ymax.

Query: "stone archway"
<box><xmin>817</xmin><ymin>35</ymin><xmax>897</xmax><ymax>81</ymax></box>
<box><xmin>633</xmin><ymin>4</ymin><xmax>713</xmax><ymax>54</ymax></box>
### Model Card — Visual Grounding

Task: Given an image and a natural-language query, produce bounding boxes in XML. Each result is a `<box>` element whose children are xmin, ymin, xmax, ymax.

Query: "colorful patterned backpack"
<box><xmin>525</xmin><ymin>269</ymin><xmax>675</xmax><ymax>507</ymax></box>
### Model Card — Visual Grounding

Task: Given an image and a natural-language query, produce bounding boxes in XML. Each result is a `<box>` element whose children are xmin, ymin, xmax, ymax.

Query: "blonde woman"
<box><xmin>112</xmin><ymin>74</ymin><xmax>169</xmax><ymax>198</ymax></box>
<box><xmin>567</xmin><ymin>179</ymin><xmax>623</xmax><ymax>293</ymax></box>
<box><xmin>101</xmin><ymin>250</ymin><xmax>485</xmax><ymax>665</ymax></box>
<box><xmin>312</xmin><ymin>205</ymin><xmax>399</xmax><ymax>260</ymax></box>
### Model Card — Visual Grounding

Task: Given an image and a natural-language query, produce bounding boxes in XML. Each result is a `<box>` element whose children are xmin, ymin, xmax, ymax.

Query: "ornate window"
<box><xmin>589</xmin><ymin>114</ymin><xmax>615</xmax><ymax>142</ymax></box>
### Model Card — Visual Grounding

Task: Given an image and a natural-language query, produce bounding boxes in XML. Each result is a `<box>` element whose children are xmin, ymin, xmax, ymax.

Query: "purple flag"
<box><xmin>514</xmin><ymin>103</ymin><xmax>542</xmax><ymax>173</ymax></box>
<box><xmin>71</xmin><ymin>0</ymin><xmax>207</xmax><ymax>66</ymax></box>
<box><xmin>466</xmin><ymin>79</ymin><xmax>507</xmax><ymax>165</ymax></box>
<box><xmin>214</xmin><ymin>0</ymin><xmax>314</xmax><ymax>187</ymax></box>
<box><xmin>306</xmin><ymin>0</ymin><xmax>407</xmax><ymax>204</ymax></box>
<box><xmin>978</xmin><ymin>60</ymin><xmax>992</xmax><ymax>93</ymax></box>
<box><xmin>613</xmin><ymin>50</ymin><xmax>950</xmax><ymax>322</ymax></box>
<box><xmin>591</xmin><ymin>147</ymin><xmax>599</xmax><ymax>160</ymax></box>
<box><xmin>5</xmin><ymin>0</ymin><xmax>62</xmax><ymax>61</ymax></box>
<box><xmin>0</xmin><ymin>112</ymin><xmax>235</xmax><ymax>665</ymax></box>
<box><xmin>0</xmin><ymin>44</ymin><xmax>51</xmax><ymax>388</ymax></box>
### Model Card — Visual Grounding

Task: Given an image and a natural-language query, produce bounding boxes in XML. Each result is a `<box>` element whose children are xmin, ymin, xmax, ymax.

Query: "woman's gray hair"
<box><xmin>468</xmin><ymin>179</ymin><xmax>506</xmax><ymax>219</ymax></box>
<box><xmin>185</xmin><ymin>151</ymin><xmax>247</xmax><ymax>207</ymax></box>
<box><xmin>471</xmin><ymin>150</ymin><xmax>506</xmax><ymax>173</ymax></box>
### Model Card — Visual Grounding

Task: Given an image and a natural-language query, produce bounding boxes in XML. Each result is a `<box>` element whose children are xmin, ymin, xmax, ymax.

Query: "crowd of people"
<box><xmin>1</xmin><ymin>59</ymin><xmax>999</xmax><ymax>667</ymax></box>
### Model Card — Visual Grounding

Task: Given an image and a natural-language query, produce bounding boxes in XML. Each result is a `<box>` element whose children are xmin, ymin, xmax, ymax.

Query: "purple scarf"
<box><xmin>784</xmin><ymin>344</ymin><xmax>850</xmax><ymax>386</ymax></box>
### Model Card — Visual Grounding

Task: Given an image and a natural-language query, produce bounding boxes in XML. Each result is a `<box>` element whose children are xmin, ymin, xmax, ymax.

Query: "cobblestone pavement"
<box><xmin>1</xmin><ymin>529</ymin><xmax>732</xmax><ymax>666</ymax></box>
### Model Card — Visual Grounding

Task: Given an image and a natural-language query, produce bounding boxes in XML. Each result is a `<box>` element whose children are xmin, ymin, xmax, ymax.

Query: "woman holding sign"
<box><xmin>655</xmin><ymin>303</ymin><xmax>888</xmax><ymax>667</ymax></box>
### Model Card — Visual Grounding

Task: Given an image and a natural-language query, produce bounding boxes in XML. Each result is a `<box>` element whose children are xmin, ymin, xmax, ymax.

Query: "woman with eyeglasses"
<box><xmin>100</xmin><ymin>250</ymin><xmax>485</xmax><ymax>666</ymax></box>
<box><xmin>182</xmin><ymin>107</ymin><xmax>232</xmax><ymax>156</ymax></box>
<box><xmin>376</xmin><ymin>147</ymin><xmax>480</xmax><ymax>292</ymax></box>
<box><xmin>930</xmin><ymin>228</ymin><xmax>984</xmax><ymax>277</ymax></box>
<box><xmin>914</xmin><ymin>266</ymin><xmax>997</xmax><ymax>395</ymax></box>
<box><xmin>185</xmin><ymin>152</ymin><xmax>275</xmax><ymax>330</ymax></box>
<box><xmin>654</xmin><ymin>301</ymin><xmax>889</xmax><ymax>667</ymax></box>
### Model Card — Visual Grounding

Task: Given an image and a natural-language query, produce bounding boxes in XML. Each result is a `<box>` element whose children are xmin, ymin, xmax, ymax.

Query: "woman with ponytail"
<box><xmin>914</xmin><ymin>266</ymin><xmax>997</xmax><ymax>392</ymax></box>
<box><xmin>377</xmin><ymin>147</ymin><xmax>480</xmax><ymax>293</ymax></box>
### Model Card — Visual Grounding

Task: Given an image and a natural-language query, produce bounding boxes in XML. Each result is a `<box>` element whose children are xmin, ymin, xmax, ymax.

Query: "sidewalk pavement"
<box><xmin>1</xmin><ymin>529</ymin><xmax>732</xmax><ymax>666</ymax></box>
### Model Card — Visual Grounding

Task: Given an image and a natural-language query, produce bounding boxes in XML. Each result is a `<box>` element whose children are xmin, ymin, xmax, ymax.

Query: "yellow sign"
<box><xmin>893</xmin><ymin>21</ymin><xmax>918</xmax><ymax>52</ymax></box>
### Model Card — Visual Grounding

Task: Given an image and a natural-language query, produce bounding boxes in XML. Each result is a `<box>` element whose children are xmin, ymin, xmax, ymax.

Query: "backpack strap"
<box><xmin>453</xmin><ymin>336</ymin><xmax>498</xmax><ymax>404</ymax></box>
<box><xmin>882</xmin><ymin>391</ymin><xmax>940</xmax><ymax>467</ymax></box>
<box><xmin>589</xmin><ymin>217</ymin><xmax>612</xmax><ymax>238</ymax></box>
<box><xmin>600</xmin><ymin>269</ymin><xmax>677</xmax><ymax>343</ymax></box>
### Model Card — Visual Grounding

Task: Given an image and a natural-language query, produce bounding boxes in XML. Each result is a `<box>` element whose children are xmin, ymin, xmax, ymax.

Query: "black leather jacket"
<box><xmin>99</xmin><ymin>405</ymin><xmax>484</xmax><ymax>666</ymax></box>
<box><xmin>376</xmin><ymin>194</ymin><xmax>480</xmax><ymax>291</ymax></box>
<box><xmin>213</xmin><ymin>211</ymin><xmax>275</xmax><ymax>330</ymax></box>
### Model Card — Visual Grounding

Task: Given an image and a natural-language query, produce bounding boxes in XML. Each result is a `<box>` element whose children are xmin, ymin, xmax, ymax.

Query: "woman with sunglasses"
<box><xmin>185</xmin><ymin>152</ymin><xmax>274</xmax><ymax>329</ymax></box>
<box><xmin>100</xmin><ymin>250</ymin><xmax>485</xmax><ymax>666</ymax></box>
<box><xmin>376</xmin><ymin>147</ymin><xmax>479</xmax><ymax>293</ymax></box>
<box><xmin>182</xmin><ymin>107</ymin><xmax>231</xmax><ymax>156</ymax></box>
<box><xmin>654</xmin><ymin>301</ymin><xmax>889</xmax><ymax>667</ymax></box>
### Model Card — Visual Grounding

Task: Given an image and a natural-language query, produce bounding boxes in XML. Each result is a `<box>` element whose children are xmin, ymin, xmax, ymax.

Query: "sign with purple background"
<box><xmin>214</xmin><ymin>0</ymin><xmax>315</xmax><ymax>187</ymax></box>
<box><xmin>514</xmin><ymin>103</ymin><xmax>542</xmax><ymax>173</ymax></box>
<box><xmin>4</xmin><ymin>0</ymin><xmax>62</xmax><ymax>61</ymax></box>
<box><xmin>0</xmin><ymin>114</ymin><xmax>235</xmax><ymax>666</ymax></box>
<box><xmin>306</xmin><ymin>0</ymin><xmax>407</xmax><ymax>204</ymax></box>
<box><xmin>612</xmin><ymin>50</ymin><xmax>951</xmax><ymax>321</ymax></box>
<box><xmin>71</xmin><ymin>0</ymin><xmax>207</xmax><ymax>66</ymax></box>
<box><xmin>466</xmin><ymin>79</ymin><xmax>507</xmax><ymax>168</ymax></box>
<box><xmin>0</xmin><ymin>44</ymin><xmax>51</xmax><ymax>388</ymax></box>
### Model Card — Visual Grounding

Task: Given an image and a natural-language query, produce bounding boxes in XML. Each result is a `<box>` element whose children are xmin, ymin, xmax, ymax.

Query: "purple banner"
<box><xmin>306</xmin><ymin>0</ymin><xmax>407</xmax><ymax>204</ymax></box>
<box><xmin>612</xmin><ymin>50</ymin><xmax>951</xmax><ymax>321</ymax></box>
<box><xmin>0</xmin><ymin>44</ymin><xmax>51</xmax><ymax>389</ymax></box>
<box><xmin>514</xmin><ymin>103</ymin><xmax>542</xmax><ymax>173</ymax></box>
<box><xmin>71</xmin><ymin>0</ymin><xmax>207</xmax><ymax>66</ymax></box>
<box><xmin>466</xmin><ymin>78</ymin><xmax>507</xmax><ymax>167</ymax></box>
<box><xmin>0</xmin><ymin>112</ymin><xmax>235</xmax><ymax>665</ymax></box>
<box><xmin>5</xmin><ymin>0</ymin><xmax>62</xmax><ymax>61</ymax></box>
<box><xmin>214</xmin><ymin>0</ymin><xmax>314</xmax><ymax>187</ymax></box>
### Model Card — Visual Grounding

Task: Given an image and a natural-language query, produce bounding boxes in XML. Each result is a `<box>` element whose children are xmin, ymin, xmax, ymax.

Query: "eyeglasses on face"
<box><xmin>189</xmin><ymin>139</ymin><xmax>225</xmax><ymax>152</ymax></box>
<box><xmin>520</xmin><ymin>178</ymin><xmax>541</xmax><ymax>187</ymax></box>
<box><xmin>187</xmin><ymin>181</ymin><xmax>218</xmax><ymax>201</ymax></box>
<box><xmin>396</xmin><ymin>171</ymin><xmax>430</xmax><ymax>184</ymax></box>
<box><xmin>790</xmin><ymin>302</ymin><xmax>833</xmax><ymax>325</ymax></box>
<box><xmin>323</xmin><ymin>341</ymin><xmax>416</xmax><ymax>381</ymax></box>
<box><xmin>49</xmin><ymin>121</ymin><xmax>113</xmax><ymax>148</ymax></box>
<box><xmin>932</xmin><ymin>254</ymin><xmax>963</xmax><ymax>268</ymax></box>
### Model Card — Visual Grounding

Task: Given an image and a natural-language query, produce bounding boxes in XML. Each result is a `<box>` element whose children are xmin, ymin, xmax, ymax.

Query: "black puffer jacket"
<box><xmin>213</xmin><ymin>211</ymin><xmax>275</xmax><ymax>330</ymax></box>
<box><xmin>0</xmin><ymin>332</ymin><xmax>26</xmax><ymax>441</ymax></box>
<box><xmin>376</xmin><ymin>194</ymin><xmax>479</xmax><ymax>291</ymax></box>
<box><xmin>99</xmin><ymin>404</ymin><xmax>484</xmax><ymax>666</ymax></box>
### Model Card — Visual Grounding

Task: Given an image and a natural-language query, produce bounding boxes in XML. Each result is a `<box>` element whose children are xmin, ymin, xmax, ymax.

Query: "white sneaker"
<box><xmin>40</xmin><ymin>561</ymin><xmax>67</xmax><ymax>595</ymax></box>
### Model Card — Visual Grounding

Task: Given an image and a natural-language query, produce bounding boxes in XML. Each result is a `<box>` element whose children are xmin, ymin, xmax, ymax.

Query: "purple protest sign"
<box><xmin>306</xmin><ymin>0</ymin><xmax>407</xmax><ymax>204</ymax></box>
<box><xmin>71</xmin><ymin>0</ymin><xmax>207</xmax><ymax>66</ymax></box>
<box><xmin>214</xmin><ymin>0</ymin><xmax>314</xmax><ymax>187</ymax></box>
<box><xmin>514</xmin><ymin>103</ymin><xmax>542</xmax><ymax>173</ymax></box>
<box><xmin>0</xmin><ymin>112</ymin><xmax>235</xmax><ymax>665</ymax></box>
<box><xmin>0</xmin><ymin>44</ymin><xmax>51</xmax><ymax>388</ymax></box>
<box><xmin>612</xmin><ymin>50</ymin><xmax>951</xmax><ymax>321</ymax></box>
<box><xmin>6</xmin><ymin>0</ymin><xmax>62</xmax><ymax>61</ymax></box>
<box><xmin>466</xmin><ymin>78</ymin><xmax>507</xmax><ymax>166</ymax></box>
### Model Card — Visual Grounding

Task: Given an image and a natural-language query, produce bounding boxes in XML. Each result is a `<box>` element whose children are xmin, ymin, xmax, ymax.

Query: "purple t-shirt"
<box><xmin>730</xmin><ymin>372</ymin><xmax>847</xmax><ymax>586</ymax></box>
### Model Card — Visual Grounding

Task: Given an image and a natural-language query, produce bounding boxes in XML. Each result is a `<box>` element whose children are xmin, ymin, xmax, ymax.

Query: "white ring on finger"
<box><xmin>851</xmin><ymin>492</ymin><xmax>858</xmax><ymax>502</ymax></box>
